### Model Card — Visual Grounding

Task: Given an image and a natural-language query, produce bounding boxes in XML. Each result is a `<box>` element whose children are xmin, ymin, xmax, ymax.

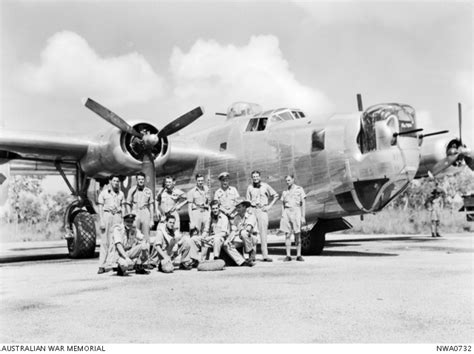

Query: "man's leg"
<box><xmin>257</xmin><ymin>211</ymin><xmax>270</xmax><ymax>260</ymax></box>
<box><xmin>98</xmin><ymin>212</ymin><xmax>112</xmax><ymax>269</ymax></box>
<box><xmin>223</xmin><ymin>242</ymin><xmax>246</xmax><ymax>266</ymax></box>
<box><xmin>213</xmin><ymin>235</ymin><xmax>224</xmax><ymax>259</ymax></box>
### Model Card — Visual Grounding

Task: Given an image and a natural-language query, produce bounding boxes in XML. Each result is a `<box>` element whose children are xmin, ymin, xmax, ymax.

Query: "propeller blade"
<box><xmin>458</xmin><ymin>102</ymin><xmax>463</xmax><ymax>145</ymax></box>
<box><xmin>431</xmin><ymin>153</ymin><xmax>460</xmax><ymax>175</ymax></box>
<box><xmin>421</xmin><ymin>130</ymin><xmax>449</xmax><ymax>138</ymax></box>
<box><xmin>84</xmin><ymin>98</ymin><xmax>143</xmax><ymax>139</ymax></box>
<box><xmin>158</xmin><ymin>106</ymin><xmax>204</xmax><ymax>138</ymax></box>
<box><xmin>142</xmin><ymin>153</ymin><xmax>156</xmax><ymax>199</ymax></box>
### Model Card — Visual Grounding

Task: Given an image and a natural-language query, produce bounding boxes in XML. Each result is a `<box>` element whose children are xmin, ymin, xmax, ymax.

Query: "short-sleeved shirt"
<box><xmin>281</xmin><ymin>185</ymin><xmax>306</xmax><ymax>209</ymax></box>
<box><xmin>232</xmin><ymin>210</ymin><xmax>258</xmax><ymax>233</ymax></box>
<box><xmin>113</xmin><ymin>224</ymin><xmax>144</xmax><ymax>251</ymax></box>
<box><xmin>214</xmin><ymin>186</ymin><xmax>240</xmax><ymax>213</ymax></box>
<box><xmin>155</xmin><ymin>223</ymin><xmax>181</xmax><ymax>248</ymax></box>
<box><xmin>187</xmin><ymin>186</ymin><xmax>210</xmax><ymax>210</ymax></box>
<box><xmin>205</xmin><ymin>213</ymin><xmax>230</xmax><ymax>237</ymax></box>
<box><xmin>157</xmin><ymin>187</ymin><xmax>185</xmax><ymax>213</ymax></box>
<box><xmin>98</xmin><ymin>187</ymin><xmax>125</xmax><ymax>213</ymax></box>
<box><xmin>246</xmin><ymin>182</ymin><xmax>278</xmax><ymax>208</ymax></box>
<box><xmin>127</xmin><ymin>186</ymin><xmax>153</xmax><ymax>212</ymax></box>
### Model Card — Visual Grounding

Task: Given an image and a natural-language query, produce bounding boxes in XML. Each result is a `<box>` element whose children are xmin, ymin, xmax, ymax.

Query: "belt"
<box><xmin>104</xmin><ymin>210</ymin><xmax>122</xmax><ymax>215</ymax></box>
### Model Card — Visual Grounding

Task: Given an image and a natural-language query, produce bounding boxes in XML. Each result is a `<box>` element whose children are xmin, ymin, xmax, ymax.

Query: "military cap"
<box><xmin>123</xmin><ymin>213</ymin><xmax>136</xmax><ymax>221</ymax></box>
<box><xmin>218</xmin><ymin>172</ymin><xmax>230</xmax><ymax>180</ymax></box>
<box><xmin>234</xmin><ymin>197</ymin><xmax>252</xmax><ymax>208</ymax></box>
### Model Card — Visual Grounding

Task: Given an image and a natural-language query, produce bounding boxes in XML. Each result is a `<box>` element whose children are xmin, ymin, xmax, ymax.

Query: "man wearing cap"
<box><xmin>97</xmin><ymin>175</ymin><xmax>125</xmax><ymax>274</ymax></box>
<box><xmin>203</xmin><ymin>200</ymin><xmax>254</xmax><ymax>266</ymax></box>
<box><xmin>156</xmin><ymin>176</ymin><xmax>187</xmax><ymax>231</ymax></box>
<box><xmin>126</xmin><ymin>172</ymin><xmax>154</xmax><ymax>242</ymax></box>
<box><xmin>113</xmin><ymin>213</ymin><xmax>150</xmax><ymax>276</ymax></box>
<box><xmin>187</xmin><ymin>174</ymin><xmax>210</xmax><ymax>234</ymax></box>
<box><xmin>246</xmin><ymin>170</ymin><xmax>279</xmax><ymax>262</ymax></box>
<box><xmin>428</xmin><ymin>188</ymin><xmax>443</xmax><ymax>238</ymax></box>
<box><xmin>230</xmin><ymin>198</ymin><xmax>258</xmax><ymax>263</ymax></box>
<box><xmin>214</xmin><ymin>172</ymin><xmax>240</xmax><ymax>218</ymax></box>
<box><xmin>280</xmin><ymin>175</ymin><xmax>306</xmax><ymax>262</ymax></box>
<box><xmin>152</xmin><ymin>214</ymin><xmax>200</xmax><ymax>272</ymax></box>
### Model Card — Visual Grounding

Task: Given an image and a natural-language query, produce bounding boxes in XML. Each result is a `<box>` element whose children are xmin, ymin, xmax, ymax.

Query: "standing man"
<box><xmin>428</xmin><ymin>189</ymin><xmax>443</xmax><ymax>238</ymax></box>
<box><xmin>156</xmin><ymin>176</ymin><xmax>187</xmax><ymax>230</ymax></box>
<box><xmin>113</xmin><ymin>213</ymin><xmax>150</xmax><ymax>276</ymax></box>
<box><xmin>126</xmin><ymin>172</ymin><xmax>154</xmax><ymax>242</ymax></box>
<box><xmin>97</xmin><ymin>175</ymin><xmax>125</xmax><ymax>274</ymax></box>
<box><xmin>246</xmin><ymin>170</ymin><xmax>279</xmax><ymax>262</ymax></box>
<box><xmin>187</xmin><ymin>174</ymin><xmax>210</xmax><ymax>234</ymax></box>
<box><xmin>214</xmin><ymin>172</ymin><xmax>240</xmax><ymax>218</ymax></box>
<box><xmin>153</xmin><ymin>214</ymin><xmax>200</xmax><ymax>272</ymax></box>
<box><xmin>280</xmin><ymin>175</ymin><xmax>306</xmax><ymax>262</ymax></box>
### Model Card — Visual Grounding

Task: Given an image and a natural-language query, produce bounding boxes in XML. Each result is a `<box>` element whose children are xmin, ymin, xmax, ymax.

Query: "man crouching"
<box><xmin>152</xmin><ymin>214</ymin><xmax>200</xmax><ymax>273</ymax></box>
<box><xmin>113</xmin><ymin>213</ymin><xmax>150</xmax><ymax>276</ymax></box>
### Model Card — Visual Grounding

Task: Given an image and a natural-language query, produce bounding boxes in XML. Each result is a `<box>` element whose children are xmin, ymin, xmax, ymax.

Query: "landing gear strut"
<box><xmin>56</xmin><ymin>162</ymin><xmax>97</xmax><ymax>259</ymax></box>
<box><xmin>300</xmin><ymin>218</ymin><xmax>352</xmax><ymax>256</ymax></box>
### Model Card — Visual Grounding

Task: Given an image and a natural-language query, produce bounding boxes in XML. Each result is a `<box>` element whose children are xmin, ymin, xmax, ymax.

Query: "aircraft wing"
<box><xmin>0</xmin><ymin>130</ymin><xmax>91</xmax><ymax>166</ymax></box>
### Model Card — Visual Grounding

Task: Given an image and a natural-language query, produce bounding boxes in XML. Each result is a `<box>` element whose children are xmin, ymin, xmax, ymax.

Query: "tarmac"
<box><xmin>0</xmin><ymin>232</ymin><xmax>473</xmax><ymax>343</ymax></box>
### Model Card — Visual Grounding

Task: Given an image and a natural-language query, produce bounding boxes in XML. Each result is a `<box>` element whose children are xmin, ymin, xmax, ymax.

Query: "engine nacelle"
<box><xmin>80</xmin><ymin>122</ymin><xmax>169</xmax><ymax>178</ymax></box>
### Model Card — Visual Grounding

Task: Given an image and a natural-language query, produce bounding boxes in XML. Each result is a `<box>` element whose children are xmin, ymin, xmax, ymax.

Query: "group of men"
<box><xmin>96</xmin><ymin>170</ymin><xmax>307</xmax><ymax>276</ymax></box>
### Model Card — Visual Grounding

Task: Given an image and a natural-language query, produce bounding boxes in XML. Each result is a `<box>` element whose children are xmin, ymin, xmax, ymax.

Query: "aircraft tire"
<box><xmin>67</xmin><ymin>211</ymin><xmax>96</xmax><ymax>259</ymax></box>
<box><xmin>301</xmin><ymin>228</ymin><xmax>325</xmax><ymax>255</ymax></box>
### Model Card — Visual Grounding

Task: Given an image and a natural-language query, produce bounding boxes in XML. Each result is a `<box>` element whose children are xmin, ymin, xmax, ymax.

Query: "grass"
<box><xmin>343</xmin><ymin>208</ymin><xmax>473</xmax><ymax>235</ymax></box>
<box><xmin>0</xmin><ymin>221</ymin><xmax>65</xmax><ymax>243</ymax></box>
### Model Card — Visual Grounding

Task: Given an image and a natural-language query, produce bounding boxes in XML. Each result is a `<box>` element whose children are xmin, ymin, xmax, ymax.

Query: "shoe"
<box><xmin>179</xmin><ymin>262</ymin><xmax>193</xmax><ymax>270</ymax></box>
<box><xmin>242</xmin><ymin>260</ymin><xmax>255</xmax><ymax>267</ymax></box>
<box><xmin>431</xmin><ymin>233</ymin><xmax>436</xmax><ymax>238</ymax></box>
<box><xmin>296</xmin><ymin>256</ymin><xmax>305</xmax><ymax>262</ymax></box>
<box><xmin>116</xmin><ymin>267</ymin><xmax>126</xmax><ymax>276</ymax></box>
<box><xmin>213</xmin><ymin>257</ymin><xmax>220</xmax><ymax>261</ymax></box>
<box><xmin>97</xmin><ymin>267</ymin><xmax>106</xmax><ymax>274</ymax></box>
<box><xmin>135</xmin><ymin>265</ymin><xmax>150</xmax><ymax>275</ymax></box>
<box><xmin>262</xmin><ymin>258</ymin><xmax>273</xmax><ymax>262</ymax></box>
<box><xmin>283</xmin><ymin>256</ymin><xmax>292</xmax><ymax>262</ymax></box>
<box><xmin>436</xmin><ymin>233</ymin><xmax>442</xmax><ymax>237</ymax></box>
<box><xmin>191</xmin><ymin>260</ymin><xmax>200</xmax><ymax>268</ymax></box>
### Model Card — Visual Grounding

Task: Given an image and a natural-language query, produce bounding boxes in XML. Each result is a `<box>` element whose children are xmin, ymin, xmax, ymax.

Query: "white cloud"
<box><xmin>18</xmin><ymin>31</ymin><xmax>164</xmax><ymax>106</ymax></box>
<box><xmin>169</xmin><ymin>35</ymin><xmax>332</xmax><ymax>116</ymax></box>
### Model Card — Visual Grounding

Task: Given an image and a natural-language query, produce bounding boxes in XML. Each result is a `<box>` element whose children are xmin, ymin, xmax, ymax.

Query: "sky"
<box><xmin>0</xmin><ymin>0</ymin><xmax>472</xmax><ymax>149</ymax></box>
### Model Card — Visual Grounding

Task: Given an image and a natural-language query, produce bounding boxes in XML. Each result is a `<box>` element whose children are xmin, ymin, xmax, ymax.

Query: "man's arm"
<box><xmin>264</xmin><ymin>184</ymin><xmax>279</xmax><ymax>212</ymax></box>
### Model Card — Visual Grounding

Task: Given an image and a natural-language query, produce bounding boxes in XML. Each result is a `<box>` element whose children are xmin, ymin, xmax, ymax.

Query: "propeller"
<box><xmin>84</xmin><ymin>98</ymin><xmax>204</xmax><ymax>197</ymax></box>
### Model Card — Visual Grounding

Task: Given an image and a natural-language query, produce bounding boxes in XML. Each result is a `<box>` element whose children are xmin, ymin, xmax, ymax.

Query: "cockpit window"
<box><xmin>246</xmin><ymin>117</ymin><xmax>268</xmax><ymax>132</ymax></box>
<box><xmin>275</xmin><ymin>111</ymin><xmax>293</xmax><ymax>121</ymax></box>
<box><xmin>292</xmin><ymin>111</ymin><xmax>305</xmax><ymax>119</ymax></box>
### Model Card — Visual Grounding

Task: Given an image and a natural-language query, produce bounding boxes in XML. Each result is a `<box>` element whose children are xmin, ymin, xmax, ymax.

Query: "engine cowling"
<box><xmin>80</xmin><ymin>122</ymin><xmax>168</xmax><ymax>178</ymax></box>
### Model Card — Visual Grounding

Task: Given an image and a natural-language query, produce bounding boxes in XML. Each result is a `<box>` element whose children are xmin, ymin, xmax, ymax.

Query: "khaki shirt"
<box><xmin>214</xmin><ymin>186</ymin><xmax>240</xmax><ymax>214</ymax></box>
<box><xmin>155</xmin><ymin>223</ymin><xmax>181</xmax><ymax>249</ymax></box>
<box><xmin>281</xmin><ymin>185</ymin><xmax>306</xmax><ymax>209</ymax></box>
<box><xmin>246</xmin><ymin>182</ymin><xmax>278</xmax><ymax>208</ymax></box>
<box><xmin>232</xmin><ymin>210</ymin><xmax>258</xmax><ymax>234</ymax></box>
<box><xmin>127</xmin><ymin>186</ymin><xmax>153</xmax><ymax>212</ymax></box>
<box><xmin>205</xmin><ymin>213</ymin><xmax>230</xmax><ymax>237</ymax></box>
<box><xmin>187</xmin><ymin>186</ymin><xmax>210</xmax><ymax>210</ymax></box>
<box><xmin>113</xmin><ymin>224</ymin><xmax>144</xmax><ymax>251</ymax></box>
<box><xmin>157</xmin><ymin>187</ymin><xmax>185</xmax><ymax>213</ymax></box>
<box><xmin>98</xmin><ymin>187</ymin><xmax>124</xmax><ymax>214</ymax></box>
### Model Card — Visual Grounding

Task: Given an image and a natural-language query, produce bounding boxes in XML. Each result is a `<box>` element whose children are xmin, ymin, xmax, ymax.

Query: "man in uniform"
<box><xmin>113</xmin><ymin>213</ymin><xmax>150</xmax><ymax>276</ymax></box>
<box><xmin>246</xmin><ymin>170</ymin><xmax>279</xmax><ymax>262</ymax></box>
<box><xmin>155</xmin><ymin>176</ymin><xmax>187</xmax><ymax>230</ymax></box>
<box><xmin>202</xmin><ymin>200</ymin><xmax>254</xmax><ymax>266</ymax></box>
<box><xmin>214</xmin><ymin>172</ymin><xmax>240</xmax><ymax>218</ymax></box>
<box><xmin>230</xmin><ymin>198</ymin><xmax>258</xmax><ymax>263</ymax></box>
<box><xmin>152</xmin><ymin>214</ymin><xmax>200</xmax><ymax>272</ymax></box>
<box><xmin>280</xmin><ymin>175</ymin><xmax>306</xmax><ymax>262</ymax></box>
<box><xmin>428</xmin><ymin>188</ymin><xmax>443</xmax><ymax>238</ymax></box>
<box><xmin>187</xmin><ymin>174</ymin><xmax>210</xmax><ymax>234</ymax></box>
<box><xmin>126</xmin><ymin>172</ymin><xmax>154</xmax><ymax>242</ymax></box>
<box><xmin>97</xmin><ymin>175</ymin><xmax>125</xmax><ymax>274</ymax></box>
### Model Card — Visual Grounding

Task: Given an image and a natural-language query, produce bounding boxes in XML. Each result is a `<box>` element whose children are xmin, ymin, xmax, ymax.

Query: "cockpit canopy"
<box><xmin>244</xmin><ymin>108</ymin><xmax>306</xmax><ymax>132</ymax></box>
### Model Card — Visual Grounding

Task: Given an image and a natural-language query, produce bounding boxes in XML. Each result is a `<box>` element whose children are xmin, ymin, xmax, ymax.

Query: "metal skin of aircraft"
<box><xmin>0</xmin><ymin>97</ymin><xmax>472</xmax><ymax>258</ymax></box>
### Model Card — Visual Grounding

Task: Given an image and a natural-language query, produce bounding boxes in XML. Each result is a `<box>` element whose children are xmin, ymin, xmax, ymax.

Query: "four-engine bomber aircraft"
<box><xmin>0</xmin><ymin>96</ymin><xmax>472</xmax><ymax>258</ymax></box>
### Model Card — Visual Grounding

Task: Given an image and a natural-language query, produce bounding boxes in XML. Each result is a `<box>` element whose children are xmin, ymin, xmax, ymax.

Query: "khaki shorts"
<box><xmin>280</xmin><ymin>208</ymin><xmax>302</xmax><ymax>234</ymax></box>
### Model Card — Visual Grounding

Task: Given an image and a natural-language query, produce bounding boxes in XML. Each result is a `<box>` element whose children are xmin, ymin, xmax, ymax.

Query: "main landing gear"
<box><xmin>300</xmin><ymin>218</ymin><xmax>352</xmax><ymax>255</ymax></box>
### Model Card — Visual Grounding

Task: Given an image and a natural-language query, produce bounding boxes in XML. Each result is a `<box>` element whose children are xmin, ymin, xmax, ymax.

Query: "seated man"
<box><xmin>230</xmin><ymin>198</ymin><xmax>258</xmax><ymax>263</ymax></box>
<box><xmin>153</xmin><ymin>214</ymin><xmax>200</xmax><ymax>272</ymax></box>
<box><xmin>113</xmin><ymin>213</ymin><xmax>150</xmax><ymax>276</ymax></box>
<box><xmin>202</xmin><ymin>200</ymin><xmax>254</xmax><ymax>267</ymax></box>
